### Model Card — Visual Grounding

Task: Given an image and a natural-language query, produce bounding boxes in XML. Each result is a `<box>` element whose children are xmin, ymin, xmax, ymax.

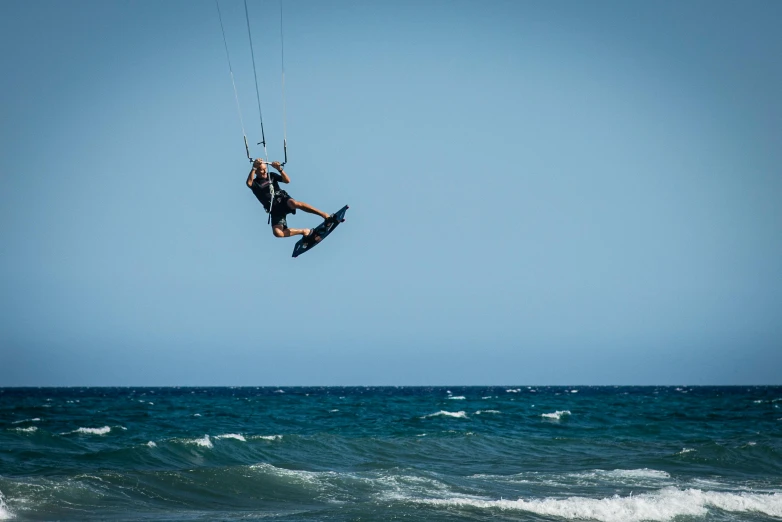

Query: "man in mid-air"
<box><xmin>246</xmin><ymin>159</ymin><xmax>331</xmax><ymax>239</ymax></box>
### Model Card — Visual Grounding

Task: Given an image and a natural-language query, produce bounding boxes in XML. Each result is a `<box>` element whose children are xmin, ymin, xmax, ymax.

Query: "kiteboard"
<box><xmin>292</xmin><ymin>205</ymin><xmax>349</xmax><ymax>258</ymax></box>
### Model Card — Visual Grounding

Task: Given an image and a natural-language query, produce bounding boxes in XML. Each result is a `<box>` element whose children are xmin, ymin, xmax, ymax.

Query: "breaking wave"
<box><xmin>419</xmin><ymin>488</ymin><xmax>782</xmax><ymax>521</ymax></box>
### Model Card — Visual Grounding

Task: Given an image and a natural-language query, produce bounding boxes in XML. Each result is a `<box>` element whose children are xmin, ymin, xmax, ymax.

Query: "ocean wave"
<box><xmin>422</xmin><ymin>411</ymin><xmax>467</xmax><ymax>419</ymax></box>
<box><xmin>251</xmin><ymin>435</ymin><xmax>283</xmax><ymax>441</ymax></box>
<box><xmin>469</xmin><ymin>468</ymin><xmax>674</xmax><ymax>489</ymax></box>
<box><xmin>542</xmin><ymin>410</ymin><xmax>571</xmax><ymax>420</ymax></box>
<box><xmin>0</xmin><ymin>490</ymin><xmax>11</xmax><ymax>521</ymax></box>
<box><xmin>248</xmin><ymin>462</ymin><xmax>343</xmax><ymax>497</ymax></box>
<box><xmin>215</xmin><ymin>434</ymin><xmax>246</xmax><ymax>442</ymax></box>
<box><xmin>63</xmin><ymin>426</ymin><xmax>112</xmax><ymax>436</ymax></box>
<box><xmin>447</xmin><ymin>396</ymin><xmax>466</xmax><ymax>400</ymax></box>
<box><xmin>250</xmin><ymin>462</ymin><xmax>322</xmax><ymax>480</ymax></box>
<box><xmin>574</xmin><ymin>469</ymin><xmax>670</xmax><ymax>481</ymax></box>
<box><xmin>417</xmin><ymin>488</ymin><xmax>782</xmax><ymax>521</ymax></box>
<box><xmin>506</xmin><ymin>389</ymin><xmax>521</xmax><ymax>393</ymax></box>
<box><xmin>372</xmin><ymin>470</ymin><xmax>457</xmax><ymax>502</ymax></box>
<box><xmin>188</xmin><ymin>435</ymin><xmax>213</xmax><ymax>448</ymax></box>
<box><xmin>12</xmin><ymin>426</ymin><xmax>37</xmax><ymax>433</ymax></box>
<box><xmin>11</xmin><ymin>418</ymin><xmax>40</xmax><ymax>424</ymax></box>
<box><xmin>475</xmin><ymin>410</ymin><xmax>501</xmax><ymax>415</ymax></box>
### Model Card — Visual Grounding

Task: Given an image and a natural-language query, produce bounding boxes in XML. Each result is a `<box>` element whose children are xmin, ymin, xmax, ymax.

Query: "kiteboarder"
<box><xmin>246</xmin><ymin>159</ymin><xmax>331</xmax><ymax>238</ymax></box>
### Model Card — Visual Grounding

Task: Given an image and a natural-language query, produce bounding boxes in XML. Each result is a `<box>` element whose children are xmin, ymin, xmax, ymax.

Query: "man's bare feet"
<box><xmin>304</xmin><ymin>228</ymin><xmax>322</xmax><ymax>242</ymax></box>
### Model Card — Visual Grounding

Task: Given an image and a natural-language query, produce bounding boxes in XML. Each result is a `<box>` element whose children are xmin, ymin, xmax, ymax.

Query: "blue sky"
<box><xmin>1</xmin><ymin>0</ymin><xmax>780</xmax><ymax>386</ymax></box>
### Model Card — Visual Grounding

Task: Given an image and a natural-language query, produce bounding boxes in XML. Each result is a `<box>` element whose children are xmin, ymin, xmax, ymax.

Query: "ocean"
<box><xmin>0</xmin><ymin>386</ymin><xmax>780</xmax><ymax>521</ymax></box>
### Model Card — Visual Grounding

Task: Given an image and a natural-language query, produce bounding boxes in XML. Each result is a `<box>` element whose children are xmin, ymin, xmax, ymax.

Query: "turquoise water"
<box><xmin>1</xmin><ymin>386</ymin><xmax>780</xmax><ymax>521</ymax></box>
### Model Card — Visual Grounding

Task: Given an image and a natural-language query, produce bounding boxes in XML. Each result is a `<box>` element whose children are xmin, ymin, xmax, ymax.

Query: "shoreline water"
<box><xmin>1</xmin><ymin>386</ymin><xmax>780</xmax><ymax>520</ymax></box>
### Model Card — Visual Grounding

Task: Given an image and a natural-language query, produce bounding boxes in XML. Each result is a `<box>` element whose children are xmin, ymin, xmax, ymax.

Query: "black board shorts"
<box><xmin>269</xmin><ymin>190</ymin><xmax>295</xmax><ymax>228</ymax></box>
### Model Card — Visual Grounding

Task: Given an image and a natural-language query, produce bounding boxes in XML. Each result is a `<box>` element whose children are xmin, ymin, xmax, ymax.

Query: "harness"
<box><xmin>258</xmin><ymin>174</ymin><xmax>291</xmax><ymax>225</ymax></box>
<box><xmin>266</xmin><ymin>178</ymin><xmax>276</xmax><ymax>225</ymax></box>
<box><xmin>254</xmin><ymin>173</ymin><xmax>277</xmax><ymax>223</ymax></box>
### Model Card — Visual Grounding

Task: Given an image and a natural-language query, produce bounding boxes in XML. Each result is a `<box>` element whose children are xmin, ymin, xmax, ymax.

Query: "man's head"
<box><xmin>253</xmin><ymin>159</ymin><xmax>267</xmax><ymax>174</ymax></box>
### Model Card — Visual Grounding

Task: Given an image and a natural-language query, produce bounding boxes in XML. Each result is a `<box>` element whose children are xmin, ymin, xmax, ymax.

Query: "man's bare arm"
<box><xmin>272</xmin><ymin>161</ymin><xmax>290</xmax><ymax>184</ymax></box>
<box><xmin>246</xmin><ymin>167</ymin><xmax>256</xmax><ymax>187</ymax></box>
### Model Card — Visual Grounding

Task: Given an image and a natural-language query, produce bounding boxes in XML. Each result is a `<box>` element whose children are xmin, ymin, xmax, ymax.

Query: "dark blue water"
<box><xmin>1</xmin><ymin>387</ymin><xmax>780</xmax><ymax>521</ymax></box>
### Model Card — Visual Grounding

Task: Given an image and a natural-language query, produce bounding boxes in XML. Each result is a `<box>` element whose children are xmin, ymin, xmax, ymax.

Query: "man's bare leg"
<box><xmin>273</xmin><ymin>226</ymin><xmax>311</xmax><ymax>238</ymax></box>
<box><xmin>288</xmin><ymin>199</ymin><xmax>330</xmax><ymax>220</ymax></box>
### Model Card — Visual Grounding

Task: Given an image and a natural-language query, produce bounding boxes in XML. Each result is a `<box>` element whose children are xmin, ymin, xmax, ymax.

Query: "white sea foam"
<box><xmin>13</xmin><ymin>426</ymin><xmax>37</xmax><ymax>433</ymax></box>
<box><xmin>0</xmin><ymin>490</ymin><xmax>12</xmax><ymax>520</ymax></box>
<box><xmin>274</xmin><ymin>389</ymin><xmax>285</xmax><ymax>394</ymax></box>
<box><xmin>677</xmin><ymin>448</ymin><xmax>695</xmax><ymax>455</ymax></box>
<box><xmin>216</xmin><ymin>433</ymin><xmax>246</xmax><ymax>442</ymax></box>
<box><xmin>542</xmin><ymin>410</ymin><xmax>571</xmax><ymax>420</ymax></box>
<box><xmin>422</xmin><ymin>411</ymin><xmax>468</xmax><ymax>419</ymax></box>
<box><xmin>190</xmin><ymin>435</ymin><xmax>213</xmax><ymax>448</ymax></box>
<box><xmin>371</xmin><ymin>470</ymin><xmax>458</xmax><ymax>502</ymax></box>
<box><xmin>250</xmin><ymin>462</ymin><xmax>330</xmax><ymax>485</ymax></box>
<box><xmin>330</xmin><ymin>409</ymin><xmax>339</xmax><ymax>412</ymax></box>
<box><xmin>472</xmin><ymin>468</ymin><xmax>674</xmax><ymax>489</ymax></box>
<box><xmin>506</xmin><ymin>389</ymin><xmax>521</xmax><ymax>393</ymax></box>
<box><xmin>448</xmin><ymin>396</ymin><xmax>466</xmax><ymax>400</ymax></box>
<box><xmin>252</xmin><ymin>435</ymin><xmax>283</xmax><ymax>441</ymax></box>
<box><xmin>418</xmin><ymin>488</ymin><xmax>782</xmax><ymax>521</ymax></box>
<box><xmin>147</xmin><ymin>441</ymin><xmax>157</xmax><ymax>448</ymax></box>
<box><xmin>65</xmin><ymin>426</ymin><xmax>111</xmax><ymax>436</ymax></box>
<box><xmin>193</xmin><ymin>413</ymin><xmax>201</xmax><ymax>417</ymax></box>
<box><xmin>475</xmin><ymin>410</ymin><xmax>501</xmax><ymax>415</ymax></box>
<box><xmin>481</xmin><ymin>396</ymin><xmax>492</xmax><ymax>399</ymax></box>
<box><xmin>577</xmin><ymin>469</ymin><xmax>671</xmax><ymax>481</ymax></box>
<box><xmin>11</xmin><ymin>418</ymin><xmax>40</xmax><ymax>424</ymax></box>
